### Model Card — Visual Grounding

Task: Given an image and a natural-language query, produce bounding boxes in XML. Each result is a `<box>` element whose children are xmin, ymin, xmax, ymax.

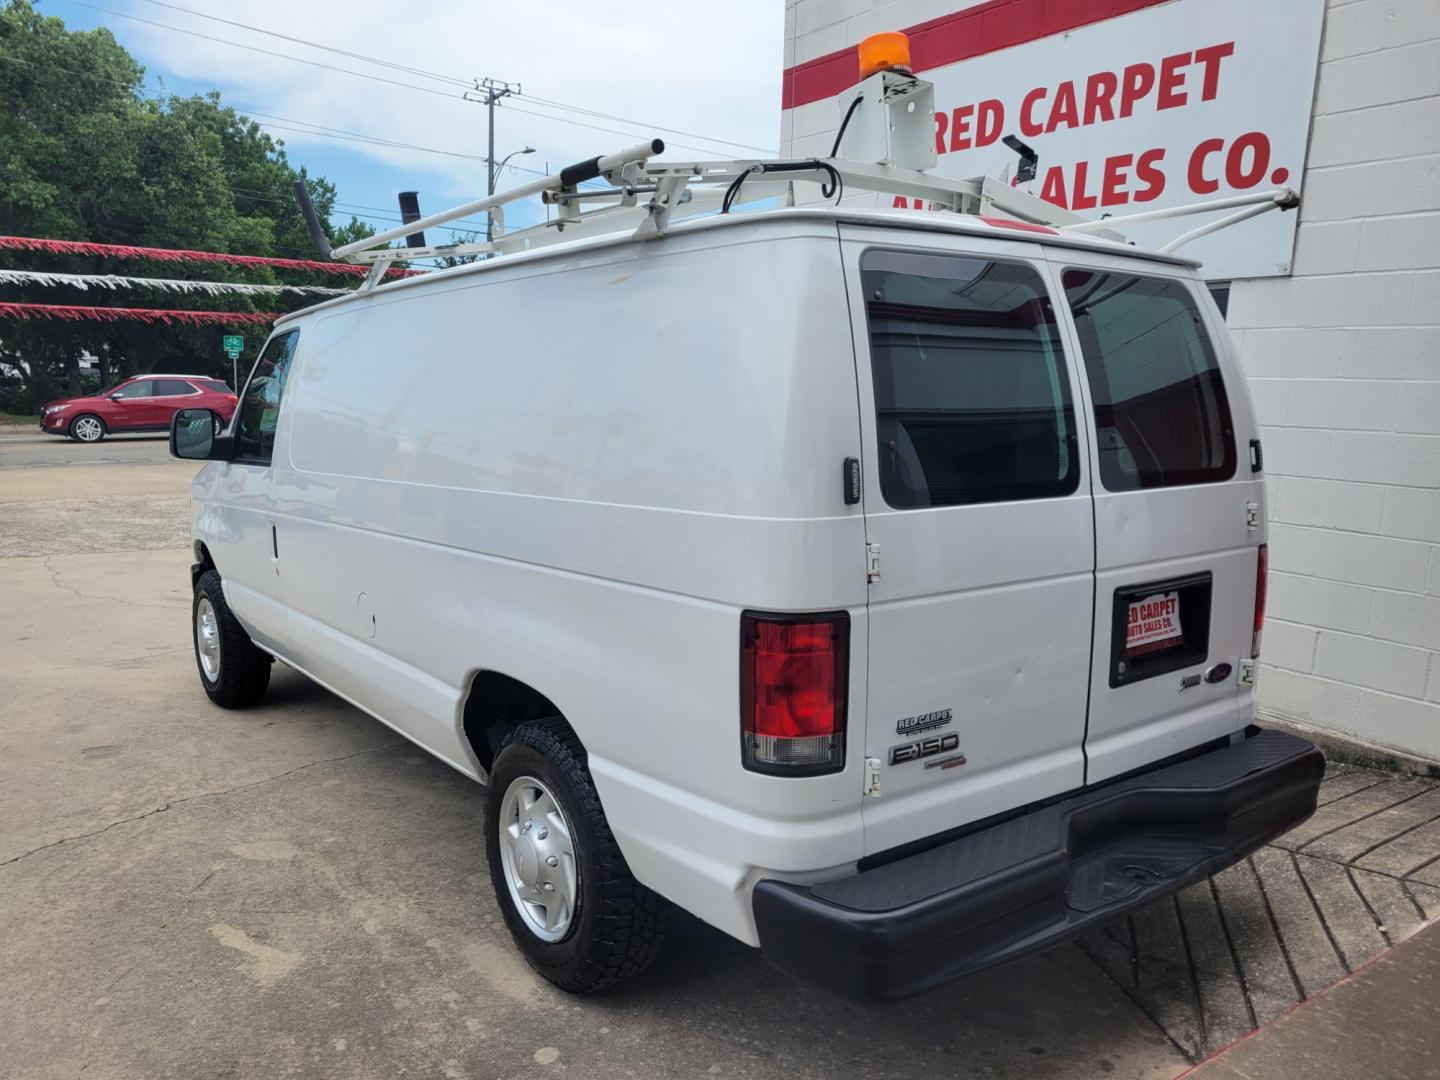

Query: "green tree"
<box><xmin>0</xmin><ymin>0</ymin><xmax>375</xmax><ymax>411</ymax></box>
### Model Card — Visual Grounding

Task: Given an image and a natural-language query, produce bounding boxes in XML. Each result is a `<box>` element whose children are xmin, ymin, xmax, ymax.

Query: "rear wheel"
<box><xmin>193</xmin><ymin>569</ymin><xmax>271</xmax><ymax>708</ymax></box>
<box><xmin>69</xmin><ymin>414</ymin><xmax>105</xmax><ymax>442</ymax></box>
<box><xmin>485</xmin><ymin>720</ymin><xmax>668</xmax><ymax>992</ymax></box>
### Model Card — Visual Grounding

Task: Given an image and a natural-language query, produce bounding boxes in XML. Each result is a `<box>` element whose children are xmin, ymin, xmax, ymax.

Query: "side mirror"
<box><xmin>170</xmin><ymin>408</ymin><xmax>232</xmax><ymax>461</ymax></box>
<box><xmin>109</xmin><ymin>393</ymin><xmax>123</xmax><ymax>401</ymax></box>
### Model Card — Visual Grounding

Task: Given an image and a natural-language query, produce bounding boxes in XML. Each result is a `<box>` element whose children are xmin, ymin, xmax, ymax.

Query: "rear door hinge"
<box><xmin>1239</xmin><ymin>658</ymin><xmax>1257</xmax><ymax>688</ymax></box>
<box><xmin>864</xmin><ymin>757</ymin><xmax>883</xmax><ymax>797</ymax></box>
<box><xmin>1245</xmin><ymin>501</ymin><xmax>1260</xmax><ymax>530</ymax></box>
<box><xmin>866</xmin><ymin>542</ymin><xmax>882</xmax><ymax>583</ymax></box>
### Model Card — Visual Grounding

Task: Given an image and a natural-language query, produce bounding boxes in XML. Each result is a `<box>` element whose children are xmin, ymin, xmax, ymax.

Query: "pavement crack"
<box><xmin>38</xmin><ymin>555</ymin><xmax>183</xmax><ymax>610</ymax></box>
<box><xmin>0</xmin><ymin>742</ymin><xmax>403</xmax><ymax>870</ymax></box>
<box><xmin>40</xmin><ymin>555</ymin><xmax>87</xmax><ymax>603</ymax></box>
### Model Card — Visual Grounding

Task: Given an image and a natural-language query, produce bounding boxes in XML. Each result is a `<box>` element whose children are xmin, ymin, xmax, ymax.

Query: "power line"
<box><xmin>75</xmin><ymin>0</ymin><xmax>776</xmax><ymax>155</ymax></box>
<box><xmin>0</xmin><ymin>50</ymin><xmax>599</xmax><ymax>197</ymax></box>
<box><xmin>132</xmin><ymin>0</ymin><xmax>474</xmax><ymax>87</ymax></box>
<box><xmin>60</xmin><ymin>0</ymin><xmax>462</xmax><ymax>99</ymax></box>
<box><xmin>521</xmin><ymin>93</ymin><xmax>774</xmax><ymax>155</ymax></box>
<box><xmin>129</xmin><ymin>0</ymin><xmax>774</xmax><ymax>152</ymax></box>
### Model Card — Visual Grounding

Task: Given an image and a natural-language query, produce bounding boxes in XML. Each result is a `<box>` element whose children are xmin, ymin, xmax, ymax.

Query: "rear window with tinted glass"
<box><xmin>862</xmin><ymin>250</ymin><xmax>1079</xmax><ymax>508</ymax></box>
<box><xmin>1063</xmin><ymin>271</ymin><xmax>1235</xmax><ymax>492</ymax></box>
<box><xmin>198</xmin><ymin>379</ymin><xmax>231</xmax><ymax>393</ymax></box>
<box><xmin>154</xmin><ymin>379</ymin><xmax>200</xmax><ymax>396</ymax></box>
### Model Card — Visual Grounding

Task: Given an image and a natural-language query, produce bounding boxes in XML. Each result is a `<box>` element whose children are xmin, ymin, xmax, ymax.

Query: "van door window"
<box><xmin>861</xmin><ymin>250</ymin><xmax>1080</xmax><ymax>508</ymax></box>
<box><xmin>234</xmin><ymin>330</ymin><xmax>299</xmax><ymax>465</ymax></box>
<box><xmin>1063</xmin><ymin>271</ymin><xmax>1236</xmax><ymax>491</ymax></box>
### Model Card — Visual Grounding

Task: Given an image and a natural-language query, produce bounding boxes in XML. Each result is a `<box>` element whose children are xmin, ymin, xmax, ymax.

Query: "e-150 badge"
<box><xmin>890</xmin><ymin>731</ymin><xmax>960</xmax><ymax>766</ymax></box>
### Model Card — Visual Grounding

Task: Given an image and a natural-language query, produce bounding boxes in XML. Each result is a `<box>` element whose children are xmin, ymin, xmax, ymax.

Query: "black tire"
<box><xmin>192</xmin><ymin>569</ymin><xmax>272</xmax><ymax>708</ymax></box>
<box><xmin>68</xmin><ymin>413</ymin><xmax>106</xmax><ymax>442</ymax></box>
<box><xmin>485</xmin><ymin>719</ymin><xmax>668</xmax><ymax>993</ymax></box>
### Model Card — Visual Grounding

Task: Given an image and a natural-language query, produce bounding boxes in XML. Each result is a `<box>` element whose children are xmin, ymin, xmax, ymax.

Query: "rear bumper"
<box><xmin>753</xmin><ymin>728</ymin><xmax>1324</xmax><ymax>1003</ymax></box>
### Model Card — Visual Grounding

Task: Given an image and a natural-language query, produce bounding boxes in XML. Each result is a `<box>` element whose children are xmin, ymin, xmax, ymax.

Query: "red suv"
<box><xmin>40</xmin><ymin>374</ymin><xmax>238</xmax><ymax>443</ymax></box>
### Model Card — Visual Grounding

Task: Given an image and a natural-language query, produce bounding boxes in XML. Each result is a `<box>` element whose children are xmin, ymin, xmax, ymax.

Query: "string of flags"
<box><xmin>0</xmin><ymin>268</ymin><xmax>348</xmax><ymax>297</ymax></box>
<box><xmin>0</xmin><ymin>235</ymin><xmax>421</xmax><ymax>277</ymax></box>
<box><xmin>0</xmin><ymin>302</ymin><xmax>278</xmax><ymax>326</ymax></box>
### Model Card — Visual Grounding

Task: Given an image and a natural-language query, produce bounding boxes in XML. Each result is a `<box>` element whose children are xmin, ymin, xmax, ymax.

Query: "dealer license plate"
<box><xmin>1126</xmin><ymin>591</ymin><xmax>1183</xmax><ymax>655</ymax></box>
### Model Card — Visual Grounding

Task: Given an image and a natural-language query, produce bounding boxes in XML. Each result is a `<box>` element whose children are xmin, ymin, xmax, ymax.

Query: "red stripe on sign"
<box><xmin>782</xmin><ymin>0</ymin><xmax>1173</xmax><ymax>110</ymax></box>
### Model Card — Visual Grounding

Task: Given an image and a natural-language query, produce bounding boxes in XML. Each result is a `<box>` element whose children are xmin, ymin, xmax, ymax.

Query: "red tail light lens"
<box><xmin>1252</xmin><ymin>544</ymin><xmax>1268</xmax><ymax>659</ymax></box>
<box><xmin>741</xmin><ymin>611</ymin><xmax>849</xmax><ymax>775</ymax></box>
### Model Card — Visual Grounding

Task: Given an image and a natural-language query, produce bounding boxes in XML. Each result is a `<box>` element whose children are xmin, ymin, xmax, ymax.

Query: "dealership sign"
<box><xmin>781</xmin><ymin>0</ymin><xmax>1326</xmax><ymax>279</ymax></box>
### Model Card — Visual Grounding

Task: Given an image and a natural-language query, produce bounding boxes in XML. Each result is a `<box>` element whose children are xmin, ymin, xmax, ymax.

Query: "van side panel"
<box><xmin>270</xmin><ymin>223</ymin><xmax>868</xmax><ymax>944</ymax></box>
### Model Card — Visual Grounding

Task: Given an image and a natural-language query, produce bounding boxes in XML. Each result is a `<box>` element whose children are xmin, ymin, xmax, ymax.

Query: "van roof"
<box><xmin>274</xmin><ymin>205</ymin><xmax>1201</xmax><ymax>329</ymax></box>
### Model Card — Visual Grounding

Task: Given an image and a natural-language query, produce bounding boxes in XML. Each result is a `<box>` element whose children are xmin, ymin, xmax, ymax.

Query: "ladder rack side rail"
<box><xmin>1060</xmin><ymin>188</ymin><xmax>1298</xmax><ymax>235</ymax></box>
<box><xmin>1158</xmin><ymin>200</ymin><xmax>1280</xmax><ymax>255</ymax></box>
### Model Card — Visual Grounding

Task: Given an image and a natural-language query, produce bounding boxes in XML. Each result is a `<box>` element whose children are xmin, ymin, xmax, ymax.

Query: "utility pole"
<box><xmin>465</xmin><ymin>77</ymin><xmax>521</xmax><ymax>243</ymax></box>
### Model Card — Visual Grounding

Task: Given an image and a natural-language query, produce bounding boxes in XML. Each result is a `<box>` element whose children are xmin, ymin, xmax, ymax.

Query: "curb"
<box><xmin>1259</xmin><ymin>712</ymin><xmax>1440</xmax><ymax>780</ymax></box>
<box><xmin>1173</xmin><ymin>917</ymin><xmax>1439</xmax><ymax>1077</ymax></box>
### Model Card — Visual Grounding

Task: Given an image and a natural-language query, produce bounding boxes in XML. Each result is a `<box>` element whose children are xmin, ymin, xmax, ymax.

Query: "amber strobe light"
<box><xmin>741</xmin><ymin>611</ymin><xmax>849</xmax><ymax>775</ymax></box>
<box><xmin>857</xmin><ymin>31</ymin><xmax>912</xmax><ymax>81</ymax></box>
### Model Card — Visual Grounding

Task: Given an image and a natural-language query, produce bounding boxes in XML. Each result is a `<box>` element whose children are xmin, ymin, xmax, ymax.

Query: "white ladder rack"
<box><xmin>303</xmin><ymin>76</ymin><xmax>1298</xmax><ymax>285</ymax></box>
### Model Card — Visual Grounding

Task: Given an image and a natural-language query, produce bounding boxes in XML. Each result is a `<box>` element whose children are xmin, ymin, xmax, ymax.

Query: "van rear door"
<box><xmin>840</xmin><ymin>226</ymin><xmax>1097</xmax><ymax>857</ymax></box>
<box><xmin>1053</xmin><ymin>254</ymin><xmax>1260</xmax><ymax>784</ymax></box>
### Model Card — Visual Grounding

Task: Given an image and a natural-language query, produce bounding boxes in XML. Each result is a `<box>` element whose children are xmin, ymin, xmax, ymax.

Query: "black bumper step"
<box><xmin>753</xmin><ymin>728</ymin><xmax>1324</xmax><ymax>1003</ymax></box>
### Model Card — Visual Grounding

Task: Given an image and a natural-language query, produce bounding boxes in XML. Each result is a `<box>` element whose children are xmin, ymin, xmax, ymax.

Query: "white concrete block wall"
<box><xmin>1232</xmin><ymin>0</ymin><xmax>1440</xmax><ymax>758</ymax></box>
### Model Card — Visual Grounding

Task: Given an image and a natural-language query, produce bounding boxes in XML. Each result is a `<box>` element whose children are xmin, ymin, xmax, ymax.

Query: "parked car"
<box><xmin>41</xmin><ymin>374</ymin><xmax>237</xmax><ymax>442</ymax></box>
<box><xmin>169</xmin><ymin>206</ymin><xmax>1323</xmax><ymax>1002</ymax></box>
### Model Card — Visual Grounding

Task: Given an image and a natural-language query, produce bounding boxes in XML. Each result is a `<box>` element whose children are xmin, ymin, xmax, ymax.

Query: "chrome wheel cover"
<box><xmin>195</xmin><ymin>596</ymin><xmax>221</xmax><ymax>682</ymax></box>
<box><xmin>498</xmin><ymin>775</ymin><xmax>578</xmax><ymax>942</ymax></box>
<box><xmin>73</xmin><ymin>417</ymin><xmax>102</xmax><ymax>441</ymax></box>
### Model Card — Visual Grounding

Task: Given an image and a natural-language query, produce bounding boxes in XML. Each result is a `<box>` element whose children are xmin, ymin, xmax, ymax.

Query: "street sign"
<box><xmin>222</xmin><ymin>334</ymin><xmax>244</xmax><ymax>359</ymax></box>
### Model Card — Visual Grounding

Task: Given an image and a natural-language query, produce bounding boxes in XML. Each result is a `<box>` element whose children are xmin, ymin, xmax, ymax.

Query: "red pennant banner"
<box><xmin>0</xmin><ymin>235</ymin><xmax>421</xmax><ymax>278</ymax></box>
<box><xmin>0</xmin><ymin>302</ymin><xmax>279</xmax><ymax>326</ymax></box>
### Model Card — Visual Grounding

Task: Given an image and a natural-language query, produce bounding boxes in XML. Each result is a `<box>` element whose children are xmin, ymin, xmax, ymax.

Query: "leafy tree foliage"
<box><xmin>0</xmin><ymin>0</ymin><xmax>373</xmax><ymax>410</ymax></box>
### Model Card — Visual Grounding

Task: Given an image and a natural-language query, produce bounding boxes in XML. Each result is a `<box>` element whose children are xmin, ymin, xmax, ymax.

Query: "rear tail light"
<box><xmin>1252</xmin><ymin>544</ymin><xmax>1268</xmax><ymax>658</ymax></box>
<box><xmin>740</xmin><ymin>611</ymin><xmax>849</xmax><ymax>775</ymax></box>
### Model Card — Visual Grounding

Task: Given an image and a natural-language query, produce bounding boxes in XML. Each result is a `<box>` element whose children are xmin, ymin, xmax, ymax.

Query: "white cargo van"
<box><xmin>170</xmin><ymin>61</ymin><xmax>1322</xmax><ymax>1000</ymax></box>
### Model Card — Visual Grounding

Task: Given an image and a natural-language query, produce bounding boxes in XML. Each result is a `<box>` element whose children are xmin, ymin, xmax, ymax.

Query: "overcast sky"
<box><xmin>48</xmin><ymin>0</ymin><xmax>784</xmax><ymax>252</ymax></box>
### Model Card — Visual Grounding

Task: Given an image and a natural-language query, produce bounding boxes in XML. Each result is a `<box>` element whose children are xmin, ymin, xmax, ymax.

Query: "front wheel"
<box><xmin>69</xmin><ymin>414</ymin><xmax>106</xmax><ymax>442</ymax></box>
<box><xmin>193</xmin><ymin>569</ymin><xmax>272</xmax><ymax>708</ymax></box>
<box><xmin>485</xmin><ymin>720</ymin><xmax>668</xmax><ymax>993</ymax></box>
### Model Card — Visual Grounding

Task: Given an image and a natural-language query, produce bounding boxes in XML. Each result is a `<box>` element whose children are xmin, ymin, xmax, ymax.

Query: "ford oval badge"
<box><xmin>1205</xmin><ymin>662</ymin><xmax>1234</xmax><ymax>684</ymax></box>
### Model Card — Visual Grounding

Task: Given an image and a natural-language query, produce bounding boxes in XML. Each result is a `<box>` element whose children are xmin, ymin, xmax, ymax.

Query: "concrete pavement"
<box><xmin>2</xmin><ymin>459</ymin><xmax>1437</xmax><ymax>1078</ymax></box>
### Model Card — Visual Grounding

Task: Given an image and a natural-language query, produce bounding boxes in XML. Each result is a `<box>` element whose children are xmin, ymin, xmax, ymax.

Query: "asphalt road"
<box><xmin>0</xmin><ymin>429</ymin><xmax>174</xmax><ymax>468</ymax></box>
